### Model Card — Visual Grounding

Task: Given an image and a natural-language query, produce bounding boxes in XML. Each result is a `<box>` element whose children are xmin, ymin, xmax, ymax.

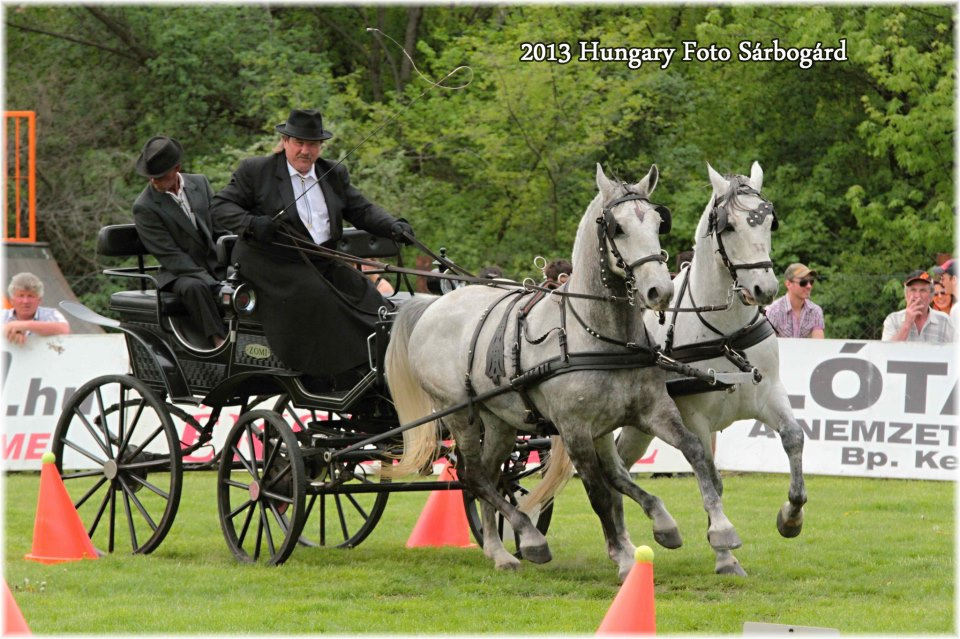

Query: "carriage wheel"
<box><xmin>273</xmin><ymin>395</ymin><xmax>390</xmax><ymax>549</ymax></box>
<box><xmin>51</xmin><ymin>374</ymin><xmax>183</xmax><ymax>555</ymax></box>
<box><xmin>217</xmin><ymin>410</ymin><xmax>306</xmax><ymax>565</ymax></box>
<box><xmin>463</xmin><ymin>446</ymin><xmax>554</xmax><ymax>555</ymax></box>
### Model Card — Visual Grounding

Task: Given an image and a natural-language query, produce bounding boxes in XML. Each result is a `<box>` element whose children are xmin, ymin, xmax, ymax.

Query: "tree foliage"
<box><xmin>4</xmin><ymin>4</ymin><xmax>954</xmax><ymax>338</ymax></box>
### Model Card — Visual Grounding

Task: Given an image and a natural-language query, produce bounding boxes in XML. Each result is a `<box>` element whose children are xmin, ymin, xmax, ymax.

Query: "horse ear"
<box><xmin>596</xmin><ymin>163</ymin><xmax>616</xmax><ymax>195</ymax></box>
<box><xmin>707</xmin><ymin>163</ymin><xmax>727</xmax><ymax>195</ymax></box>
<box><xmin>749</xmin><ymin>161</ymin><xmax>764</xmax><ymax>191</ymax></box>
<box><xmin>635</xmin><ymin>164</ymin><xmax>658</xmax><ymax>196</ymax></box>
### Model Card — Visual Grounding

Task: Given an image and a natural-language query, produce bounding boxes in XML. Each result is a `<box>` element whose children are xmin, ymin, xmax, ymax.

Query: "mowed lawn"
<box><xmin>3</xmin><ymin>471</ymin><xmax>955</xmax><ymax>634</ymax></box>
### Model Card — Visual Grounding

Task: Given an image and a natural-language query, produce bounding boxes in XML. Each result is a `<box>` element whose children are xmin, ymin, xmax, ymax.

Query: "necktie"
<box><xmin>173</xmin><ymin>190</ymin><xmax>197</xmax><ymax>228</ymax></box>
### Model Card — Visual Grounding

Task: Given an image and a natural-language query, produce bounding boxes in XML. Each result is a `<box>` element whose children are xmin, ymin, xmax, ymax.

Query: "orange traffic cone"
<box><xmin>3</xmin><ymin>580</ymin><xmax>31</xmax><ymax>635</ymax></box>
<box><xmin>406</xmin><ymin>462</ymin><xmax>476</xmax><ymax>548</ymax></box>
<box><xmin>597</xmin><ymin>546</ymin><xmax>656</xmax><ymax>634</ymax></box>
<box><xmin>24</xmin><ymin>452</ymin><xmax>98</xmax><ymax>564</ymax></box>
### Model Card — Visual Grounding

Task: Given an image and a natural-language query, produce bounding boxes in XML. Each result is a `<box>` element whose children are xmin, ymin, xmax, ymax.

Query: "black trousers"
<box><xmin>169</xmin><ymin>276</ymin><xmax>224</xmax><ymax>340</ymax></box>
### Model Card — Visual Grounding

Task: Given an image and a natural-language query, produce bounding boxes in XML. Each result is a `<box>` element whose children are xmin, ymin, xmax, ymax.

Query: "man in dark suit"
<box><xmin>212</xmin><ymin>109</ymin><xmax>414</xmax><ymax>384</ymax></box>
<box><xmin>133</xmin><ymin>136</ymin><xmax>226</xmax><ymax>348</ymax></box>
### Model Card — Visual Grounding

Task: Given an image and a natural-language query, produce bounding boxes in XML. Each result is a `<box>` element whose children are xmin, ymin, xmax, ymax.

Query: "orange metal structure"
<box><xmin>4</xmin><ymin>111</ymin><xmax>37</xmax><ymax>243</ymax></box>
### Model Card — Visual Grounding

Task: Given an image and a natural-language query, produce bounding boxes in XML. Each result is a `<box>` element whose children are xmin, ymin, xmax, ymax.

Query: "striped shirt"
<box><xmin>765</xmin><ymin>295</ymin><xmax>825</xmax><ymax>338</ymax></box>
<box><xmin>881</xmin><ymin>308</ymin><xmax>954</xmax><ymax>343</ymax></box>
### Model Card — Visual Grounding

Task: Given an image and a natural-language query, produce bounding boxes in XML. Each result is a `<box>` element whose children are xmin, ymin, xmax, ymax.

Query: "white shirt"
<box><xmin>163</xmin><ymin>173</ymin><xmax>196</xmax><ymax>227</ymax></box>
<box><xmin>287</xmin><ymin>163</ymin><xmax>330</xmax><ymax>245</ymax></box>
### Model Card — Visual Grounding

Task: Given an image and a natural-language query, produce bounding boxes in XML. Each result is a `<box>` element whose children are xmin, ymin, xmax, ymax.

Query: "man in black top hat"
<box><xmin>211</xmin><ymin>109</ymin><xmax>415</xmax><ymax>384</ymax></box>
<box><xmin>133</xmin><ymin>136</ymin><xmax>226</xmax><ymax>348</ymax></box>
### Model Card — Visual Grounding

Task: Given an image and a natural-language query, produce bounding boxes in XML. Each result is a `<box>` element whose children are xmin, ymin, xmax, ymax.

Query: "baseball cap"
<box><xmin>941</xmin><ymin>259</ymin><xmax>956</xmax><ymax>276</ymax></box>
<box><xmin>783</xmin><ymin>263</ymin><xmax>817</xmax><ymax>281</ymax></box>
<box><xmin>903</xmin><ymin>269</ymin><xmax>931</xmax><ymax>286</ymax></box>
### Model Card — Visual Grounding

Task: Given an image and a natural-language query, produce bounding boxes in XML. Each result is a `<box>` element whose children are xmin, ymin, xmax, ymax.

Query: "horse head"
<box><xmin>592</xmin><ymin>164</ymin><xmax>674</xmax><ymax>311</ymax></box>
<box><xmin>698</xmin><ymin>161</ymin><xmax>779</xmax><ymax>306</ymax></box>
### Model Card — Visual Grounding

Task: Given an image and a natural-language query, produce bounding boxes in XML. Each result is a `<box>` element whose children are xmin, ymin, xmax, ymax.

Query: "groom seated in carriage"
<box><xmin>132</xmin><ymin>136</ymin><xmax>228</xmax><ymax>350</ymax></box>
<box><xmin>211</xmin><ymin>108</ymin><xmax>416</xmax><ymax>390</ymax></box>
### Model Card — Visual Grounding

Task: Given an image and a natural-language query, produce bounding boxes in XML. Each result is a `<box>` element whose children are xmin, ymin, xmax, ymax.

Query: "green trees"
<box><xmin>5</xmin><ymin>5</ymin><xmax>953</xmax><ymax>338</ymax></box>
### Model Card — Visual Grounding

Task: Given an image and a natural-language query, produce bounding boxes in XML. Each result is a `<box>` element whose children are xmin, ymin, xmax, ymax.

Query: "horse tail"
<box><xmin>520</xmin><ymin>435</ymin><xmax>574</xmax><ymax>513</ymax></box>
<box><xmin>381</xmin><ymin>296</ymin><xmax>442</xmax><ymax>479</ymax></box>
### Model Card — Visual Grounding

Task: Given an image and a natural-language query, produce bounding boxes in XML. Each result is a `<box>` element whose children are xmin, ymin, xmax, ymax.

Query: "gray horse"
<box><xmin>537</xmin><ymin>162</ymin><xmax>806</xmax><ymax>576</ymax></box>
<box><xmin>385</xmin><ymin>165</ymin><xmax>741</xmax><ymax>582</ymax></box>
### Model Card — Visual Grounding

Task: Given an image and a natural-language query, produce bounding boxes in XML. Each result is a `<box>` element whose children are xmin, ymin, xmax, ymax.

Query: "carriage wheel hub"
<box><xmin>102</xmin><ymin>459</ymin><xmax>118</xmax><ymax>480</ymax></box>
<box><xmin>249</xmin><ymin>481</ymin><xmax>261</xmax><ymax>501</ymax></box>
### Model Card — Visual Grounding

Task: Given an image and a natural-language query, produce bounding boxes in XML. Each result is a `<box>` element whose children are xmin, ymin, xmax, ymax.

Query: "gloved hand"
<box><xmin>390</xmin><ymin>220</ymin><xmax>415</xmax><ymax>245</ymax></box>
<box><xmin>247</xmin><ymin>216</ymin><xmax>277</xmax><ymax>243</ymax></box>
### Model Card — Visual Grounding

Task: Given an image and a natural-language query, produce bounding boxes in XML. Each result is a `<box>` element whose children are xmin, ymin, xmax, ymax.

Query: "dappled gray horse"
<box><xmin>616</xmin><ymin>161</ymin><xmax>807</xmax><ymax>576</ymax></box>
<box><xmin>385</xmin><ymin>165</ymin><xmax>740</xmax><ymax>582</ymax></box>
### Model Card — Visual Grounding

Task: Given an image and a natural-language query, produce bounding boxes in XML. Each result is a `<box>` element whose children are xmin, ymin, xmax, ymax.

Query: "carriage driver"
<box><xmin>133</xmin><ymin>136</ymin><xmax>227</xmax><ymax>349</ymax></box>
<box><xmin>211</xmin><ymin>109</ymin><xmax>415</xmax><ymax>389</ymax></box>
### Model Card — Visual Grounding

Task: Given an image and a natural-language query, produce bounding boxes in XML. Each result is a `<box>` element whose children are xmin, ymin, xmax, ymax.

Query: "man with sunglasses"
<box><xmin>882</xmin><ymin>270</ymin><xmax>954</xmax><ymax>342</ymax></box>
<box><xmin>765</xmin><ymin>263</ymin><xmax>824</xmax><ymax>338</ymax></box>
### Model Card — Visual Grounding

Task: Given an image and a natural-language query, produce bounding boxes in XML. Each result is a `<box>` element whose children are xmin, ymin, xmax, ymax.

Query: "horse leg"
<box><xmin>449</xmin><ymin>411</ymin><xmax>551</xmax><ymax>568</ymax></box>
<box><xmin>599</xmin><ymin>432</ymin><xmax>683</xmax><ymax>550</ymax></box>
<box><xmin>758</xmin><ymin>389</ymin><xmax>807</xmax><ymax>538</ymax></box>
<box><xmin>560</xmin><ymin>427</ymin><xmax>635</xmax><ymax>583</ymax></box>
<box><xmin>474</xmin><ymin>410</ymin><xmax>528</xmax><ymax>570</ymax></box>
<box><xmin>644</xmin><ymin>398</ymin><xmax>742</xmax><ymax>554</ymax></box>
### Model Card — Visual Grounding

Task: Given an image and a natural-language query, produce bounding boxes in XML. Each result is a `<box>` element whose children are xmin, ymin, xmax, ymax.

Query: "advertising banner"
<box><xmin>2</xmin><ymin>335</ymin><xmax>956</xmax><ymax>479</ymax></box>
<box><xmin>2</xmin><ymin>335</ymin><xmax>129</xmax><ymax>470</ymax></box>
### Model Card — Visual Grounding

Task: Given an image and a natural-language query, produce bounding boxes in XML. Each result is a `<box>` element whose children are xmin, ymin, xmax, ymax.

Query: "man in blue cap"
<box><xmin>212</xmin><ymin>109</ymin><xmax>414</xmax><ymax>385</ymax></box>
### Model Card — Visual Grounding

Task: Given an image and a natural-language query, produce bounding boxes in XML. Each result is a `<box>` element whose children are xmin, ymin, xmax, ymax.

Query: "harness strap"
<box><xmin>485</xmin><ymin>291</ymin><xmax>531</xmax><ymax>385</ymax></box>
<box><xmin>465</xmin><ymin>289</ymin><xmax>521</xmax><ymax>422</ymax></box>
<box><xmin>665</xmin><ymin>313</ymin><xmax>774</xmax><ymax>374</ymax></box>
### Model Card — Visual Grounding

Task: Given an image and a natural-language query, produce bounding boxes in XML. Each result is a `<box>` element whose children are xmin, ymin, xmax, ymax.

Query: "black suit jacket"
<box><xmin>208</xmin><ymin>153</ymin><xmax>398</xmax><ymax>376</ymax></box>
<box><xmin>133</xmin><ymin>173</ymin><xmax>222</xmax><ymax>290</ymax></box>
<box><xmin>211</xmin><ymin>153</ymin><xmax>398</xmax><ymax>244</ymax></box>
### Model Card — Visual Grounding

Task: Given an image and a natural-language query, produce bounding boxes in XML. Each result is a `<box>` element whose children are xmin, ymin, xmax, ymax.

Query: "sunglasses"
<box><xmin>792</xmin><ymin>278</ymin><xmax>814</xmax><ymax>287</ymax></box>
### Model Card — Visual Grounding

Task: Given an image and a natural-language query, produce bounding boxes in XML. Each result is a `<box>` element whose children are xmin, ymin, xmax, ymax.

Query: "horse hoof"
<box><xmin>654</xmin><ymin>528</ymin><xmax>683</xmax><ymax>549</ymax></box>
<box><xmin>716</xmin><ymin>559</ymin><xmax>747</xmax><ymax>577</ymax></box>
<box><xmin>777</xmin><ymin>508</ymin><xmax>803</xmax><ymax>538</ymax></box>
<box><xmin>495</xmin><ymin>557</ymin><xmax>522</xmax><ymax>571</ymax></box>
<box><xmin>707</xmin><ymin>527</ymin><xmax>742</xmax><ymax>551</ymax></box>
<box><xmin>520</xmin><ymin>543</ymin><xmax>553</xmax><ymax>564</ymax></box>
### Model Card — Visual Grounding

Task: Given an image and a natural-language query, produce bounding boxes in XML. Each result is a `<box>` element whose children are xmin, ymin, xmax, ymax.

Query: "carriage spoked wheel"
<box><xmin>273</xmin><ymin>395</ymin><xmax>390</xmax><ymax>549</ymax></box>
<box><xmin>463</xmin><ymin>444</ymin><xmax>554</xmax><ymax>557</ymax></box>
<box><xmin>51</xmin><ymin>374</ymin><xmax>183</xmax><ymax>555</ymax></box>
<box><xmin>216</xmin><ymin>410</ymin><xmax>306</xmax><ymax>565</ymax></box>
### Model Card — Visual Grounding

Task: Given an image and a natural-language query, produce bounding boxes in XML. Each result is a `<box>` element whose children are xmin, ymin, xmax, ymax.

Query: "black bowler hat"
<box><xmin>136</xmin><ymin>136</ymin><xmax>183</xmax><ymax>178</ymax></box>
<box><xmin>275</xmin><ymin>109</ymin><xmax>334</xmax><ymax>141</ymax></box>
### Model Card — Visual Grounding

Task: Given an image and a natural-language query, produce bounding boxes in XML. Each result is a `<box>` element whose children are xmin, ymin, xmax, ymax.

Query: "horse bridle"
<box><xmin>707</xmin><ymin>179</ymin><xmax>778</xmax><ymax>283</ymax></box>
<box><xmin>597</xmin><ymin>190</ymin><xmax>671</xmax><ymax>303</ymax></box>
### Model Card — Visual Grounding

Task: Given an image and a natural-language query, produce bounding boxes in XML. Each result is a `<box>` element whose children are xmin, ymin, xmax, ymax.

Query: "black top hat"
<box><xmin>275</xmin><ymin>109</ymin><xmax>334</xmax><ymax>141</ymax></box>
<box><xmin>136</xmin><ymin>136</ymin><xmax>183</xmax><ymax>178</ymax></box>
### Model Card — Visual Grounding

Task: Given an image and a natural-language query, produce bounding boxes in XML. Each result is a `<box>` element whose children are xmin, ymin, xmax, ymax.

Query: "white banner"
<box><xmin>715</xmin><ymin>339</ymin><xmax>957</xmax><ymax>481</ymax></box>
<box><xmin>2</xmin><ymin>334</ymin><xmax>130</xmax><ymax>470</ymax></box>
<box><xmin>2</xmin><ymin>335</ymin><xmax>956</xmax><ymax>479</ymax></box>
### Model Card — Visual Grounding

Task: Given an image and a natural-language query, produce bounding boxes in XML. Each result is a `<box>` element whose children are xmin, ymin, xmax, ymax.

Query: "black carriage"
<box><xmin>53</xmin><ymin>225</ymin><xmax>552</xmax><ymax>565</ymax></box>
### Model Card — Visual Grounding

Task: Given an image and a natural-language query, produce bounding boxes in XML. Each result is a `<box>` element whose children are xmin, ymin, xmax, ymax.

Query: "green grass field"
<box><xmin>4</xmin><ymin>471</ymin><xmax>955</xmax><ymax>634</ymax></box>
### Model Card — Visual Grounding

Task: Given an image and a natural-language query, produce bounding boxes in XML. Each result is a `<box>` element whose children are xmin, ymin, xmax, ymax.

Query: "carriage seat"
<box><xmin>338</xmin><ymin>228</ymin><xmax>400</xmax><ymax>258</ymax></box>
<box><xmin>97</xmin><ymin>224</ymin><xmax>184</xmax><ymax>315</ymax></box>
